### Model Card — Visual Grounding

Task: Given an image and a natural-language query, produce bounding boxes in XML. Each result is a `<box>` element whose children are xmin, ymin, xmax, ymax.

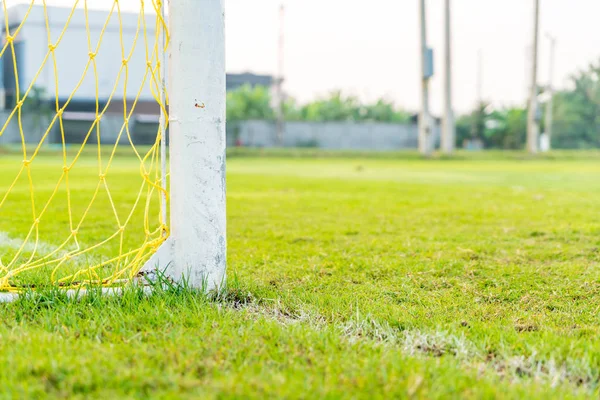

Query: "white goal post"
<box><xmin>142</xmin><ymin>0</ymin><xmax>227</xmax><ymax>291</ymax></box>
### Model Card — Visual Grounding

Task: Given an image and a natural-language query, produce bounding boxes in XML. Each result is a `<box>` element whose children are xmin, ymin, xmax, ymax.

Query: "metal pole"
<box><xmin>275</xmin><ymin>4</ymin><xmax>285</xmax><ymax>147</ymax></box>
<box><xmin>477</xmin><ymin>49</ymin><xmax>483</xmax><ymax>105</ymax></box>
<box><xmin>144</xmin><ymin>0</ymin><xmax>227</xmax><ymax>291</ymax></box>
<box><xmin>527</xmin><ymin>0</ymin><xmax>540</xmax><ymax>154</ymax></box>
<box><xmin>545</xmin><ymin>33</ymin><xmax>556</xmax><ymax>151</ymax></box>
<box><xmin>419</xmin><ymin>0</ymin><xmax>432</xmax><ymax>156</ymax></box>
<box><xmin>442</xmin><ymin>0</ymin><xmax>455</xmax><ymax>154</ymax></box>
<box><xmin>159</xmin><ymin>0</ymin><xmax>167</xmax><ymax>236</ymax></box>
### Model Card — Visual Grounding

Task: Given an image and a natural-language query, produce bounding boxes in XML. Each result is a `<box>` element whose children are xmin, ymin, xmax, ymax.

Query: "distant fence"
<box><xmin>228</xmin><ymin>120</ymin><xmax>440</xmax><ymax>151</ymax></box>
<box><xmin>0</xmin><ymin>111</ymin><xmax>161</xmax><ymax>146</ymax></box>
<box><xmin>0</xmin><ymin>112</ymin><xmax>439</xmax><ymax>151</ymax></box>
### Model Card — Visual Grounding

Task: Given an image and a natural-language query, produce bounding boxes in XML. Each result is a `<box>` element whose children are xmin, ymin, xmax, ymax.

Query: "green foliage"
<box><xmin>226</xmin><ymin>84</ymin><xmax>275</xmax><ymax>122</ymax></box>
<box><xmin>451</xmin><ymin>58</ymin><xmax>600</xmax><ymax>150</ymax></box>
<box><xmin>552</xmin><ymin>61</ymin><xmax>600</xmax><ymax>149</ymax></box>
<box><xmin>485</xmin><ymin>107</ymin><xmax>527</xmax><ymax>149</ymax></box>
<box><xmin>299</xmin><ymin>91</ymin><xmax>361</xmax><ymax>122</ymax></box>
<box><xmin>455</xmin><ymin>114</ymin><xmax>474</xmax><ymax>148</ymax></box>
<box><xmin>471</xmin><ymin>102</ymin><xmax>489</xmax><ymax>141</ymax></box>
<box><xmin>226</xmin><ymin>87</ymin><xmax>410</xmax><ymax>124</ymax></box>
<box><xmin>282</xmin><ymin>97</ymin><xmax>302</xmax><ymax>121</ymax></box>
<box><xmin>21</xmin><ymin>86</ymin><xmax>52</xmax><ymax>116</ymax></box>
<box><xmin>455</xmin><ymin>102</ymin><xmax>494</xmax><ymax>149</ymax></box>
<box><xmin>21</xmin><ymin>86</ymin><xmax>52</xmax><ymax>127</ymax></box>
<box><xmin>360</xmin><ymin>99</ymin><xmax>411</xmax><ymax>123</ymax></box>
<box><xmin>19</xmin><ymin>86</ymin><xmax>53</xmax><ymax>145</ymax></box>
<box><xmin>456</xmin><ymin>103</ymin><xmax>526</xmax><ymax>150</ymax></box>
<box><xmin>227</xmin><ymin>56</ymin><xmax>600</xmax><ymax>149</ymax></box>
<box><xmin>298</xmin><ymin>92</ymin><xmax>410</xmax><ymax>123</ymax></box>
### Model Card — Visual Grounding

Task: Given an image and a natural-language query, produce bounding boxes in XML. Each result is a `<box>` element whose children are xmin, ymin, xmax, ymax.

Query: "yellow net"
<box><xmin>0</xmin><ymin>0</ymin><xmax>169</xmax><ymax>292</ymax></box>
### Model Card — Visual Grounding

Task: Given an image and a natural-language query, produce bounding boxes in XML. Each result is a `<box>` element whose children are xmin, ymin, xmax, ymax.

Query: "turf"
<box><xmin>1</xmin><ymin>149</ymin><xmax>600</xmax><ymax>398</ymax></box>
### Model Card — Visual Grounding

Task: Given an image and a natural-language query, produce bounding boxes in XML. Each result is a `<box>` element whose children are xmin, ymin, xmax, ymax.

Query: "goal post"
<box><xmin>0</xmin><ymin>0</ymin><xmax>226</xmax><ymax>295</ymax></box>
<box><xmin>142</xmin><ymin>0</ymin><xmax>227</xmax><ymax>291</ymax></box>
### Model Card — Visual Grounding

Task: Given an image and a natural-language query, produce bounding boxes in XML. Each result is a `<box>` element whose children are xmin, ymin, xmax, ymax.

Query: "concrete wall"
<box><xmin>0</xmin><ymin>111</ymin><xmax>152</xmax><ymax>146</ymax></box>
<box><xmin>228</xmin><ymin>120</ymin><xmax>440</xmax><ymax>151</ymax></box>
<box><xmin>0</xmin><ymin>113</ymin><xmax>438</xmax><ymax>152</ymax></box>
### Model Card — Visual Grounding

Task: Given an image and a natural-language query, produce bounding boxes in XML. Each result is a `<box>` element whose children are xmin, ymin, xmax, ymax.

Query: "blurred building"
<box><xmin>0</xmin><ymin>5</ymin><xmax>274</xmax><ymax>114</ymax></box>
<box><xmin>0</xmin><ymin>4</ymin><xmax>274</xmax><ymax>145</ymax></box>
<box><xmin>0</xmin><ymin>4</ymin><xmax>158</xmax><ymax>113</ymax></box>
<box><xmin>227</xmin><ymin>73</ymin><xmax>274</xmax><ymax>92</ymax></box>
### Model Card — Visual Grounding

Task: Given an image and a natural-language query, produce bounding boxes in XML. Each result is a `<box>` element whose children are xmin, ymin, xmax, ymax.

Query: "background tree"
<box><xmin>359</xmin><ymin>99</ymin><xmax>410</xmax><ymax>123</ymax></box>
<box><xmin>21</xmin><ymin>86</ymin><xmax>52</xmax><ymax>143</ymax></box>
<box><xmin>485</xmin><ymin>107</ymin><xmax>527</xmax><ymax>149</ymax></box>
<box><xmin>226</xmin><ymin>84</ymin><xmax>275</xmax><ymax>122</ymax></box>
<box><xmin>299</xmin><ymin>91</ymin><xmax>361</xmax><ymax>122</ymax></box>
<box><xmin>552</xmin><ymin>61</ymin><xmax>600</xmax><ymax>148</ymax></box>
<box><xmin>226</xmin><ymin>87</ymin><xmax>411</xmax><ymax>124</ymax></box>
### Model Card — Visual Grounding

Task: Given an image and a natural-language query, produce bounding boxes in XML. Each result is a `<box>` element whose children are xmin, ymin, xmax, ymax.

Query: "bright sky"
<box><xmin>8</xmin><ymin>0</ymin><xmax>600</xmax><ymax>114</ymax></box>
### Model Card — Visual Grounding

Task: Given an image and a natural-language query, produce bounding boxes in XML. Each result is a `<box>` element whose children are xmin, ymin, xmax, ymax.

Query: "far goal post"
<box><xmin>142</xmin><ymin>0</ymin><xmax>227</xmax><ymax>291</ymax></box>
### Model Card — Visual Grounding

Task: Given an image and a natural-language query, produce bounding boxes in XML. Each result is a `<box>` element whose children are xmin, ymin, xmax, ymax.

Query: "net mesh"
<box><xmin>0</xmin><ymin>0</ymin><xmax>169</xmax><ymax>292</ymax></box>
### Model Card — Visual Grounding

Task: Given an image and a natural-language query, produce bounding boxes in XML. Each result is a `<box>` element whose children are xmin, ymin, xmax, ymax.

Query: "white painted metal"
<box><xmin>477</xmin><ymin>49</ymin><xmax>483</xmax><ymax>105</ymax></box>
<box><xmin>142</xmin><ymin>0</ymin><xmax>227</xmax><ymax>292</ymax></box>
<box><xmin>275</xmin><ymin>3</ymin><xmax>285</xmax><ymax>147</ymax></box>
<box><xmin>0</xmin><ymin>285</ymin><xmax>154</xmax><ymax>304</ymax></box>
<box><xmin>159</xmin><ymin>1</ymin><xmax>168</xmax><ymax>235</ymax></box>
<box><xmin>544</xmin><ymin>33</ymin><xmax>556</xmax><ymax>152</ymax></box>
<box><xmin>418</xmin><ymin>0</ymin><xmax>432</xmax><ymax>156</ymax></box>
<box><xmin>441</xmin><ymin>0</ymin><xmax>455</xmax><ymax>155</ymax></box>
<box><xmin>527</xmin><ymin>0</ymin><xmax>540</xmax><ymax>154</ymax></box>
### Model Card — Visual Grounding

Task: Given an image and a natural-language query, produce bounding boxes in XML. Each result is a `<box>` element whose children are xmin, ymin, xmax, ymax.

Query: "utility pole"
<box><xmin>419</xmin><ymin>0</ymin><xmax>433</xmax><ymax>156</ymax></box>
<box><xmin>441</xmin><ymin>0</ymin><xmax>455</xmax><ymax>154</ymax></box>
<box><xmin>470</xmin><ymin>49</ymin><xmax>485</xmax><ymax>148</ymax></box>
<box><xmin>544</xmin><ymin>33</ymin><xmax>556</xmax><ymax>151</ymax></box>
<box><xmin>527</xmin><ymin>0</ymin><xmax>540</xmax><ymax>154</ymax></box>
<box><xmin>275</xmin><ymin>3</ymin><xmax>285</xmax><ymax>147</ymax></box>
<box><xmin>477</xmin><ymin>49</ymin><xmax>483</xmax><ymax>105</ymax></box>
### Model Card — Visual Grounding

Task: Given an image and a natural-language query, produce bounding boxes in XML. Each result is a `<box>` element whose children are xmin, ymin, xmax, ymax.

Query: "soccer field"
<box><xmin>2</xmin><ymin>150</ymin><xmax>600</xmax><ymax>398</ymax></box>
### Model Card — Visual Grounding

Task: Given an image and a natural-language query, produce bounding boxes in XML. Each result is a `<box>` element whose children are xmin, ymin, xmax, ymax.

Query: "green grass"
<box><xmin>0</xmin><ymin>145</ymin><xmax>163</xmax><ymax>285</ymax></box>
<box><xmin>1</xmin><ymin>148</ymin><xmax>600</xmax><ymax>398</ymax></box>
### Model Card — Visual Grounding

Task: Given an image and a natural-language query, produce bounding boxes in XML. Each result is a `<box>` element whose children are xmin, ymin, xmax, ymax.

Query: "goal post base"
<box><xmin>140</xmin><ymin>239</ymin><xmax>226</xmax><ymax>293</ymax></box>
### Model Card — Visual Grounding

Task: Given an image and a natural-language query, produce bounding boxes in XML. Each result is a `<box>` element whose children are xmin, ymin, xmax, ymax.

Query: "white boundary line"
<box><xmin>0</xmin><ymin>232</ymin><xmax>56</xmax><ymax>256</ymax></box>
<box><xmin>0</xmin><ymin>285</ymin><xmax>154</xmax><ymax>304</ymax></box>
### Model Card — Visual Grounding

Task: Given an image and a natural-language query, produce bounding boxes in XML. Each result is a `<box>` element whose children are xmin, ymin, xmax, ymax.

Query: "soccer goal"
<box><xmin>0</xmin><ymin>0</ymin><xmax>226</xmax><ymax>294</ymax></box>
